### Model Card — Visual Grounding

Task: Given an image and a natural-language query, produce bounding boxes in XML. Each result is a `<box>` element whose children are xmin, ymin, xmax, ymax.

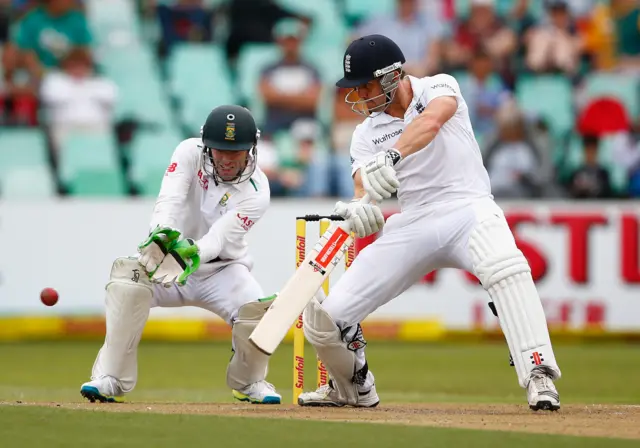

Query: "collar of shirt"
<box><xmin>369</xmin><ymin>75</ymin><xmax>424</xmax><ymax>128</ymax></box>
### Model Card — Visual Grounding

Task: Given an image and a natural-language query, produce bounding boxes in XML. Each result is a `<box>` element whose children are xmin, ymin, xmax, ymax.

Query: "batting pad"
<box><xmin>227</xmin><ymin>299</ymin><xmax>273</xmax><ymax>390</ymax></box>
<box><xmin>91</xmin><ymin>257</ymin><xmax>153</xmax><ymax>393</ymax></box>
<box><xmin>468</xmin><ymin>217</ymin><xmax>561</xmax><ymax>388</ymax></box>
<box><xmin>303</xmin><ymin>298</ymin><xmax>359</xmax><ymax>405</ymax></box>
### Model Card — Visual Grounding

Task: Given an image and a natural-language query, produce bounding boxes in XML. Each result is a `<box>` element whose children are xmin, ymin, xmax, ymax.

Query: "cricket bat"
<box><xmin>249</xmin><ymin>194</ymin><xmax>369</xmax><ymax>355</ymax></box>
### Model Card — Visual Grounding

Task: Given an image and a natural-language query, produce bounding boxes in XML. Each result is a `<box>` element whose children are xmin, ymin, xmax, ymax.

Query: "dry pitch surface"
<box><xmin>5</xmin><ymin>401</ymin><xmax>640</xmax><ymax>440</ymax></box>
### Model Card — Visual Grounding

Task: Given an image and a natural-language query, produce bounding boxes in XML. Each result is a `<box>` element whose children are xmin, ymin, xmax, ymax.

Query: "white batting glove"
<box><xmin>334</xmin><ymin>199</ymin><xmax>385</xmax><ymax>238</ymax></box>
<box><xmin>361</xmin><ymin>149</ymin><xmax>402</xmax><ymax>202</ymax></box>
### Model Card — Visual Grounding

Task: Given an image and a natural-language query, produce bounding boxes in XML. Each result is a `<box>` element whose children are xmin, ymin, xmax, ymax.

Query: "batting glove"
<box><xmin>361</xmin><ymin>149</ymin><xmax>402</xmax><ymax>202</ymax></box>
<box><xmin>334</xmin><ymin>199</ymin><xmax>385</xmax><ymax>238</ymax></box>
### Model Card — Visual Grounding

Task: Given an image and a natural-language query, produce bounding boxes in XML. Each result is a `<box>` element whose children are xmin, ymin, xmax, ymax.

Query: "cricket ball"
<box><xmin>40</xmin><ymin>288</ymin><xmax>59</xmax><ymax>307</ymax></box>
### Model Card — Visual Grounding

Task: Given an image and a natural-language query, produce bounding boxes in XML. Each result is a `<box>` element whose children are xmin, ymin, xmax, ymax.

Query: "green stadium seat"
<box><xmin>276</xmin><ymin>0</ymin><xmax>340</xmax><ymax>21</ymax></box>
<box><xmin>583</xmin><ymin>72</ymin><xmax>640</xmax><ymax>118</ymax></box>
<box><xmin>309</xmin><ymin>47</ymin><xmax>343</xmax><ymax>128</ymax></box>
<box><xmin>598</xmin><ymin>135</ymin><xmax>628</xmax><ymax>194</ymax></box>
<box><xmin>58</xmin><ymin>132</ymin><xmax>126</xmax><ymax>196</ymax></box>
<box><xmin>305</xmin><ymin>47</ymin><xmax>344</xmax><ymax>85</ymax></box>
<box><xmin>0</xmin><ymin>129</ymin><xmax>49</xmax><ymax>169</ymax></box>
<box><xmin>168</xmin><ymin>43</ymin><xmax>231</xmax><ymax>96</ymax></box>
<box><xmin>236</xmin><ymin>44</ymin><xmax>281</xmax><ymax>102</ymax></box>
<box><xmin>236</xmin><ymin>44</ymin><xmax>281</xmax><ymax>126</ymax></box>
<box><xmin>2</xmin><ymin>166</ymin><xmax>56</xmax><ymax>198</ymax></box>
<box><xmin>129</xmin><ymin>130</ymin><xmax>184</xmax><ymax>196</ymax></box>
<box><xmin>343</xmin><ymin>0</ymin><xmax>395</xmax><ymax>23</ymax></box>
<box><xmin>100</xmin><ymin>45</ymin><xmax>157</xmax><ymax>84</ymax></box>
<box><xmin>99</xmin><ymin>45</ymin><xmax>174</xmax><ymax>126</ymax></box>
<box><xmin>115</xmin><ymin>78</ymin><xmax>174</xmax><ymax>126</ymax></box>
<box><xmin>516</xmin><ymin>75</ymin><xmax>574</xmax><ymax>138</ymax></box>
<box><xmin>85</xmin><ymin>0</ymin><xmax>142</xmax><ymax>48</ymax></box>
<box><xmin>167</xmin><ymin>43</ymin><xmax>236</xmax><ymax>132</ymax></box>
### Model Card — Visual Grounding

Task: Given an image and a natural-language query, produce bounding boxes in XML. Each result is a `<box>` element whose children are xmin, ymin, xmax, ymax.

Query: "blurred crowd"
<box><xmin>1</xmin><ymin>0</ymin><xmax>640</xmax><ymax>199</ymax></box>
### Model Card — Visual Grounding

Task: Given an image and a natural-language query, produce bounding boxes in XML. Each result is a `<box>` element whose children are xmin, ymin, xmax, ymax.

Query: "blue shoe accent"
<box><xmin>261</xmin><ymin>396</ymin><xmax>281</xmax><ymax>404</ymax></box>
<box><xmin>80</xmin><ymin>385</ymin><xmax>124</xmax><ymax>403</ymax></box>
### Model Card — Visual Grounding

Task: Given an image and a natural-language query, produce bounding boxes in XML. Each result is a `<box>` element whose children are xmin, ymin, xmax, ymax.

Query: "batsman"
<box><xmin>80</xmin><ymin>105</ymin><xmax>282</xmax><ymax>404</ymax></box>
<box><xmin>297</xmin><ymin>35</ymin><xmax>561</xmax><ymax>411</ymax></box>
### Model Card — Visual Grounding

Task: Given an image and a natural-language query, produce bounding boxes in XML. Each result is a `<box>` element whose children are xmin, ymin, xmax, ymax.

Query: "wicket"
<box><xmin>293</xmin><ymin>215</ymin><xmax>356</xmax><ymax>404</ymax></box>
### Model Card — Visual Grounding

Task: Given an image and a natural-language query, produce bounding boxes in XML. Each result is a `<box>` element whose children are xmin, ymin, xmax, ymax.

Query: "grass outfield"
<box><xmin>1</xmin><ymin>341</ymin><xmax>639</xmax><ymax>446</ymax></box>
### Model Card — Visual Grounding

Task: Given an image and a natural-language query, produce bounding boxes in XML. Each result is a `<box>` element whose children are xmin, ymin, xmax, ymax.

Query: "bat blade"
<box><xmin>249</xmin><ymin>223</ymin><xmax>354</xmax><ymax>355</ymax></box>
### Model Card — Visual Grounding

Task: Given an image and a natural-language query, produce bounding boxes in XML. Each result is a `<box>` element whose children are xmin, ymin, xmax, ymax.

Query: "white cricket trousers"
<box><xmin>322</xmin><ymin>197</ymin><xmax>498</xmax><ymax>326</ymax></box>
<box><xmin>321</xmin><ymin>196</ymin><xmax>560</xmax><ymax>388</ymax></box>
<box><xmin>90</xmin><ymin>263</ymin><xmax>264</xmax><ymax>390</ymax></box>
<box><xmin>150</xmin><ymin>263</ymin><xmax>264</xmax><ymax>323</ymax></box>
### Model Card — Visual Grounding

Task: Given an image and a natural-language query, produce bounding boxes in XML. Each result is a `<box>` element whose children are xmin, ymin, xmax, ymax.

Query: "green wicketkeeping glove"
<box><xmin>149</xmin><ymin>238</ymin><xmax>201</xmax><ymax>287</ymax></box>
<box><xmin>138</xmin><ymin>226</ymin><xmax>182</xmax><ymax>274</ymax></box>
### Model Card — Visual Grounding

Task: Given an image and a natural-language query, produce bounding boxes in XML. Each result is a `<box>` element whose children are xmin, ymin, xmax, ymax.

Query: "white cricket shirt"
<box><xmin>350</xmin><ymin>74</ymin><xmax>492</xmax><ymax>212</ymax></box>
<box><xmin>149</xmin><ymin>138</ymin><xmax>270</xmax><ymax>266</ymax></box>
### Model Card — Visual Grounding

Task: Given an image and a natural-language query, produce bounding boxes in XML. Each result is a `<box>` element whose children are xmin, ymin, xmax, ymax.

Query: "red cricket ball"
<box><xmin>40</xmin><ymin>288</ymin><xmax>59</xmax><ymax>307</ymax></box>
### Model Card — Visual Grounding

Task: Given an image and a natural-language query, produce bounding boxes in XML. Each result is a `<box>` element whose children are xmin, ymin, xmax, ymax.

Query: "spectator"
<box><xmin>612</xmin><ymin>119</ymin><xmax>640</xmax><ymax>196</ymax></box>
<box><xmin>156</xmin><ymin>0</ymin><xmax>215</xmax><ymax>55</ymax></box>
<box><xmin>610</xmin><ymin>0</ymin><xmax>640</xmax><ymax>72</ymax></box>
<box><xmin>354</xmin><ymin>0</ymin><xmax>445</xmax><ymax>77</ymax></box>
<box><xmin>1</xmin><ymin>41</ymin><xmax>39</xmax><ymax>125</ymax></box>
<box><xmin>11</xmin><ymin>0</ymin><xmax>92</xmax><ymax>69</ymax></box>
<box><xmin>444</xmin><ymin>0</ymin><xmax>517</xmax><ymax>81</ymax></box>
<box><xmin>485</xmin><ymin>101</ymin><xmax>542</xmax><ymax>198</ymax></box>
<box><xmin>567</xmin><ymin>135</ymin><xmax>613</xmax><ymax>199</ymax></box>
<box><xmin>255</xmin><ymin>134</ymin><xmax>287</xmax><ymax>197</ymax></box>
<box><xmin>525</xmin><ymin>0</ymin><xmax>584</xmax><ymax>77</ymax></box>
<box><xmin>458</xmin><ymin>49</ymin><xmax>511</xmax><ymax>139</ymax></box>
<box><xmin>420</xmin><ymin>0</ymin><xmax>455</xmax><ymax>21</ymax></box>
<box><xmin>225</xmin><ymin>0</ymin><xmax>309</xmax><ymax>63</ymax></box>
<box><xmin>40</xmin><ymin>49</ymin><xmax>117</xmax><ymax>149</ymax></box>
<box><xmin>2</xmin><ymin>0</ymin><xmax>92</xmax><ymax>125</ymax></box>
<box><xmin>258</xmin><ymin>18</ymin><xmax>321</xmax><ymax>136</ymax></box>
<box><xmin>278</xmin><ymin>119</ymin><xmax>328</xmax><ymax>197</ymax></box>
<box><xmin>581</xmin><ymin>0</ymin><xmax>640</xmax><ymax>72</ymax></box>
<box><xmin>331</xmin><ymin>86</ymin><xmax>363</xmax><ymax>197</ymax></box>
<box><xmin>0</xmin><ymin>1</ymin><xmax>8</xmax><ymax>44</ymax></box>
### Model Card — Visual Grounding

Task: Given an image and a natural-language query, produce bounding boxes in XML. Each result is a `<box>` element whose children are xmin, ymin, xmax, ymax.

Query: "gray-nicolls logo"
<box><xmin>131</xmin><ymin>269</ymin><xmax>140</xmax><ymax>283</ymax></box>
<box><xmin>344</xmin><ymin>54</ymin><xmax>351</xmax><ymax>73</ymax></box>
<box><xmin>344</xmin><ymin>324</ymin><xmax>367</xmax><ymax>352</ymax></box>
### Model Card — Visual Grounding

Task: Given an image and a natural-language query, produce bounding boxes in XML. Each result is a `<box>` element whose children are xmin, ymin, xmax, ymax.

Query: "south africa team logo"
<box><xmin>225</xmin><ymin>122</ymin><xmax>236</xmax><ymax>141</ymax></box>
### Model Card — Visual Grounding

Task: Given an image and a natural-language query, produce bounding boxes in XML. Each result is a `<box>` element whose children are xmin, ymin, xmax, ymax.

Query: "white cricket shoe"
<box><xmin>527</xmin><ymin>367</ymin><xmax>560</xmax><ymax>411</ymax></box>
<box><xmin>298</xmin><ymin>380</ymin><xmax>379</xmax><ymax>408</ymax></box>
<box><xmin>232</xmin><ymin>380</ymin><xmax>282</xmax><ymax>404</ymax></box>
<box><xmin>80</xmin><ymin>376</ymin><xmax>125</xmax><ymax>403</ymax></box>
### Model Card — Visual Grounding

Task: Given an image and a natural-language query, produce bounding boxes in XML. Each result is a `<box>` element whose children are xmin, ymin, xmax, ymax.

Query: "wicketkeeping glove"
<box><xmin>333</xmin><ymin>199</ymin><xmax>385</xmax><ymax>238</ymax></box>
<box><xmin>138</xmin><ymin>226</ymin><xmax>181</xmax><ymax>274</ymax></box>
<box><xmin>149</xmin><ymin>238</ymin><xmax>201</xmax><ymax>287</ymax></box>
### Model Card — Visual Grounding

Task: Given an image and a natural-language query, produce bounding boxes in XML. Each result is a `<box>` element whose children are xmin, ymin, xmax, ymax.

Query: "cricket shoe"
<box><xmin>80</xmin><ymin>376</ymin><xmax>125</xmax><ymax>403</ymax></box>
<box><xmin>297</xmin><ymin>380</ymin><xmax>379</xmax><ymax>408</ymax></box>
<box><xmin>232</xmin><ymin>380</ymin><xmax>281</xmax><ymax>404</ymax></box>
<box><xmin>527</xmin><ymin>366</ymin><xmax>560</xmax><ymax>411</ymax></box>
